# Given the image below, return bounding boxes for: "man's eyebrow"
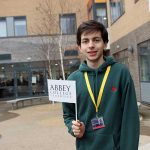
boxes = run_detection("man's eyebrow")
[81,38,89,40]
[93,36,102,39]
[81,37,102,40]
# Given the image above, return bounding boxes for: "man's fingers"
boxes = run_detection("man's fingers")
[72,125,80,136]
[73,129,80,134]
[72,120,85,138]
[72,120,81,126]
[72,124,80,130]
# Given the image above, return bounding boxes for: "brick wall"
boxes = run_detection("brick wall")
[108,0,150,44]
[110,21,150,102]
[0,34,77,63]
[0,0,87,35]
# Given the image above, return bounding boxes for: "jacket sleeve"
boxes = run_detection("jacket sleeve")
[62,74,76,137]
[120,70,140,150]
[62,102,76,137]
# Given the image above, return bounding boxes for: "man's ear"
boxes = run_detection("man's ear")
[104,43,107,49]
[78,45,82,52]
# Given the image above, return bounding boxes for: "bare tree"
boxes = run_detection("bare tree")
[33,0,86,79]
[34,0,69,80]
[37,36,59,79]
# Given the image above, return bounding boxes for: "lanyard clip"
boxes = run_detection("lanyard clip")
[96,112,99,118]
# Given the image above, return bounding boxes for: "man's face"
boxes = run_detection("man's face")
[78,31,107,63]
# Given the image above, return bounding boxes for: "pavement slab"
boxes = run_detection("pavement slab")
[0,103,75,150]
[0,102,150,150]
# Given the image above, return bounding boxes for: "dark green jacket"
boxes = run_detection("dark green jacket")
[63,56,139,150]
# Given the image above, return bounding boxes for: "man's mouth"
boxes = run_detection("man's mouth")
[88,51,97,56]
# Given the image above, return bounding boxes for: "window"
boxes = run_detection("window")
[95,3,108,28]
[64,50,78,56]
[138,41,150,82]
[96,8,108,27]
[14,16,27,36]
[0,54,11,60]
[60,14,76,34]
[110,0,125,23]
[0,64,15,99]
[0,18,7,37]
[113,50,129,67]
[0,16,27,37]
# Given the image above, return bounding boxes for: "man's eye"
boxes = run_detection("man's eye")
[94,38,101,42]
[81,40,88,44]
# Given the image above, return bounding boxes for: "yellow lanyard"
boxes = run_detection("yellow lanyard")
[84,66,111,113]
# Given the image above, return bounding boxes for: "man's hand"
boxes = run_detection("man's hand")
[72,120,85,138]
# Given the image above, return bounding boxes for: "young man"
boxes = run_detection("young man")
[62,20,139,150]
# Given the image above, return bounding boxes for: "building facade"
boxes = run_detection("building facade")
[108,0,150,104]
[0,0,87,100]
[86,0,150,104]
[86,0,110,56]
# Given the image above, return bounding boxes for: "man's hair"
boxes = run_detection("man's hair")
[77,20,109,46]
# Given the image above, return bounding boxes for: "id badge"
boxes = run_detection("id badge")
[91,116,105,130]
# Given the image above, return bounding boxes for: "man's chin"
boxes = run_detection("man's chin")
[87,55,103,62]
[87,58,98,62]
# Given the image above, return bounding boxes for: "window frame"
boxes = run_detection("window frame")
[0,16,27,38]
[113,49,129,67]
[109,0,125,24]
[14,16,27,37]
[94,3,108,28]
[0,17,7,37]
[138,40,150,82]
[0,54,11,60]
[59,13,77,35]
[64,50,79,57]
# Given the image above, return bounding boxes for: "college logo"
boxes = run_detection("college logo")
[111,86,117,92]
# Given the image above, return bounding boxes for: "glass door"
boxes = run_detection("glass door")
[16,70,30,97]
[31,70,46,96]
[0,64,15,99]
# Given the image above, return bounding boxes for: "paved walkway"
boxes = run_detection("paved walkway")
[0,102,150,150]
[0,103,75,150]
[139,104,150,150]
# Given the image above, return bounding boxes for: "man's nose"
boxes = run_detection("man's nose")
[88,40,94,48]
